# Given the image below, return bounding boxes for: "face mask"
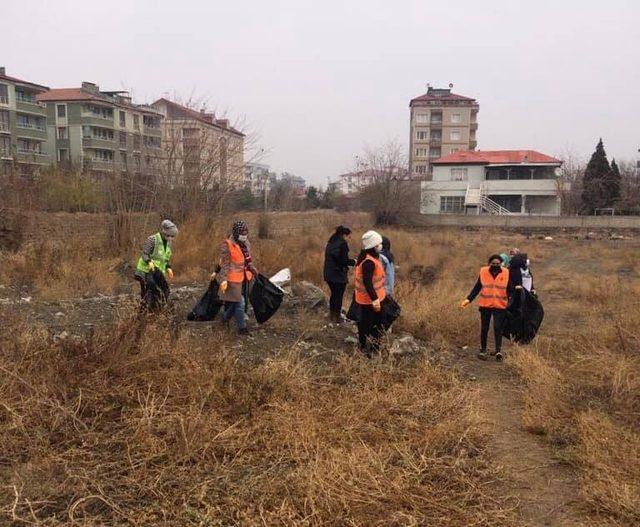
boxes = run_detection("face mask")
[490,263,501,269]
[238,234,248,243]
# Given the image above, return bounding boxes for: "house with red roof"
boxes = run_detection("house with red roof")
[420,150,565,215]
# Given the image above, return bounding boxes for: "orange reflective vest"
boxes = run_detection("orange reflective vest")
[355,255,386,305]
[478,266,510,309]
[224,239,253,283]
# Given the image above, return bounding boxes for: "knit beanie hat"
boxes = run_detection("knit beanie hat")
[160,219,178,237]
[362,230,383,250]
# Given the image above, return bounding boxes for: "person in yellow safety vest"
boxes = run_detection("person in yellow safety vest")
[354,230,386,358]
[216,220,257,336]
[460,254,522,362]
[135,219,178,299]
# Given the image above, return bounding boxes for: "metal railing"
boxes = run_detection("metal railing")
[17,122,46,131]
[465,185,513,215]
[17,148,47,156]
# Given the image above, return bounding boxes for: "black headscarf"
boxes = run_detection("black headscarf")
[381,236,394,264]
[328,225,351,244]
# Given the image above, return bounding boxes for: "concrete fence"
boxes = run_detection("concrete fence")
[401,213,640,230]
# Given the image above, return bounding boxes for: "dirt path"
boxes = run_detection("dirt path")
[455,346,579,526]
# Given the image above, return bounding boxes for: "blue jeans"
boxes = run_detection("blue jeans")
[222,298,247,330]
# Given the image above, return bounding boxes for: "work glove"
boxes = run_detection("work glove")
[166,268,174,281]
[148,261,156,271]
[210,271,217,282]
[460,299,470,308]
[372,299,381,312]
[220,281,228,294]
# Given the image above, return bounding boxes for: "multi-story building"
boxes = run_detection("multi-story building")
[409,85,479,178]
[244,162,276,196]
[37,82,164,175]
[151,98,245,189]
[420,150,564,216]
[0,67,50,176]
[335,169,375,196]
[279,172,306,195]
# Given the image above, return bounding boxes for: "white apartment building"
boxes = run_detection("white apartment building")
[420,150,564,216]
[244,162,276,196]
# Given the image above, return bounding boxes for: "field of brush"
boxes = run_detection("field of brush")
[1,216,638,525]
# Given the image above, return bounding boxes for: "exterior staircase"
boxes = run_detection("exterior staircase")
[465,185,512,215]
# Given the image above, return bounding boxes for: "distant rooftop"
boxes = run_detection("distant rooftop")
[410,86,478,106]
[0,67,48,91]
[432,150,561,165]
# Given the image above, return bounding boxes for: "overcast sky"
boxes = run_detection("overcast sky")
[5,0,639,186]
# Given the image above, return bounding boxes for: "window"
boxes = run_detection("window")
[0,84,8,104]
[451,113,461,123]
[133,134,141,150]
[120,151,127,165]
[416,130,429,141]
[119,131,127,148]
[133,153,141,170]
[0,136,10,155]
[86,104,113,119]
[133,115,140,130]
[15,90,36,103]
[0,110,8,132]
[415,164,427,175]
[415,113,429,124]
[450,147,460,154]
[58,149,69,161]
[119,111,126,127]
[16,114,44,130]
[450,129,461,141]
[450,168,468,181]
[57,127,68,139]
[144,135,161,148]
[431,112,443,124]
[57,104,66,118]
[93,149,113,162]
[415,148,428,157]
[440,196,465,213]
[429,147,441,158]
[17,138,41,153]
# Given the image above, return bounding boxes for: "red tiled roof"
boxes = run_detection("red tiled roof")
[153,98,245,137]
[0,73,48,91]
[37,88,99,102]
[432,150,562,165]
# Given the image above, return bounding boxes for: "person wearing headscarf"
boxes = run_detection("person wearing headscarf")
[508,248,535,294]
[354,230,387,357]
[135,219,178,299]
[217,220,257,335]
[323,225,356,323]
[460,254,522,361]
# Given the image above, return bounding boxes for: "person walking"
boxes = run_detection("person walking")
[135,219,178,300]
[354,230,386,357]
[508,248,535,294]
[217,220,256,336]
[461,254,522,361]
[323,225,356,323]
[380,235,396,297]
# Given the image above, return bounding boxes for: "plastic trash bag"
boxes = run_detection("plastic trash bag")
[346,294,360,322]
[380,296,401,329]
[144,269,170,312]
[187,279,223,321]
[249,273,284,324]
[269,268,291,292]
[503,289,544,344]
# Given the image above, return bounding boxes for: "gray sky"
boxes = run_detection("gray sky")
[5,0,639,186]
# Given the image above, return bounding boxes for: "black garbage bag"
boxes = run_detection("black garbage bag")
[249,274,284,324]
[346,294,360,322]
[503,289,544,344]
[380,296,401,329]
[187,280,223,321]
[144,269,170,312]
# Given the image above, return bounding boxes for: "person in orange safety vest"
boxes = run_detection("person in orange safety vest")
[460,254,522,362]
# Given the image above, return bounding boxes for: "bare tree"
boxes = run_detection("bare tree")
[556,149,585,215]
[356,140,412,224]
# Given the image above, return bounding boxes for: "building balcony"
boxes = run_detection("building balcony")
[430,138,442,146]
[84,158,116,171]
[483,179,559,193]
[82,137,117,150]
[81,113,115,126]
[15,150,50,164]
[143,124,162,136]
[16,126,48,141]
[0,96,8,106]
[16,100,47,115]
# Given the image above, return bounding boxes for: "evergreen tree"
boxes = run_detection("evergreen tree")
[581,139,611,213]
[606,158,622,206]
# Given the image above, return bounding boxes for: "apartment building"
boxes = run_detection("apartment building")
[37,82,163,175]
[279,172,306,196]
[420,150,564,216]
[244,162,276,196]
[409,85,479,178]
[151,98,245,189]
[0,67,50,176]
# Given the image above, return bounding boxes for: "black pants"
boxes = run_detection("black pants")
[327,281,347,314]
[358,304,384,357]
[479,307,507,353]
[135,274,147,299]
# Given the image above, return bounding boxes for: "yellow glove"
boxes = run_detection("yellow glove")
[166,268,174,281]
[220,281,228,293]
[372,299,381,312]
[210,272,217,282]
[460,299,470,308]
[148,261,156,271]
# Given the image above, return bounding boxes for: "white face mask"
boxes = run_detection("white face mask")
[238,234,248,243]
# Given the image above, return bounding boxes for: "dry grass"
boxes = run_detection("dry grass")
[1,215,639,524]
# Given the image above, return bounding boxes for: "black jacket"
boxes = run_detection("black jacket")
[324,235,355,283]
